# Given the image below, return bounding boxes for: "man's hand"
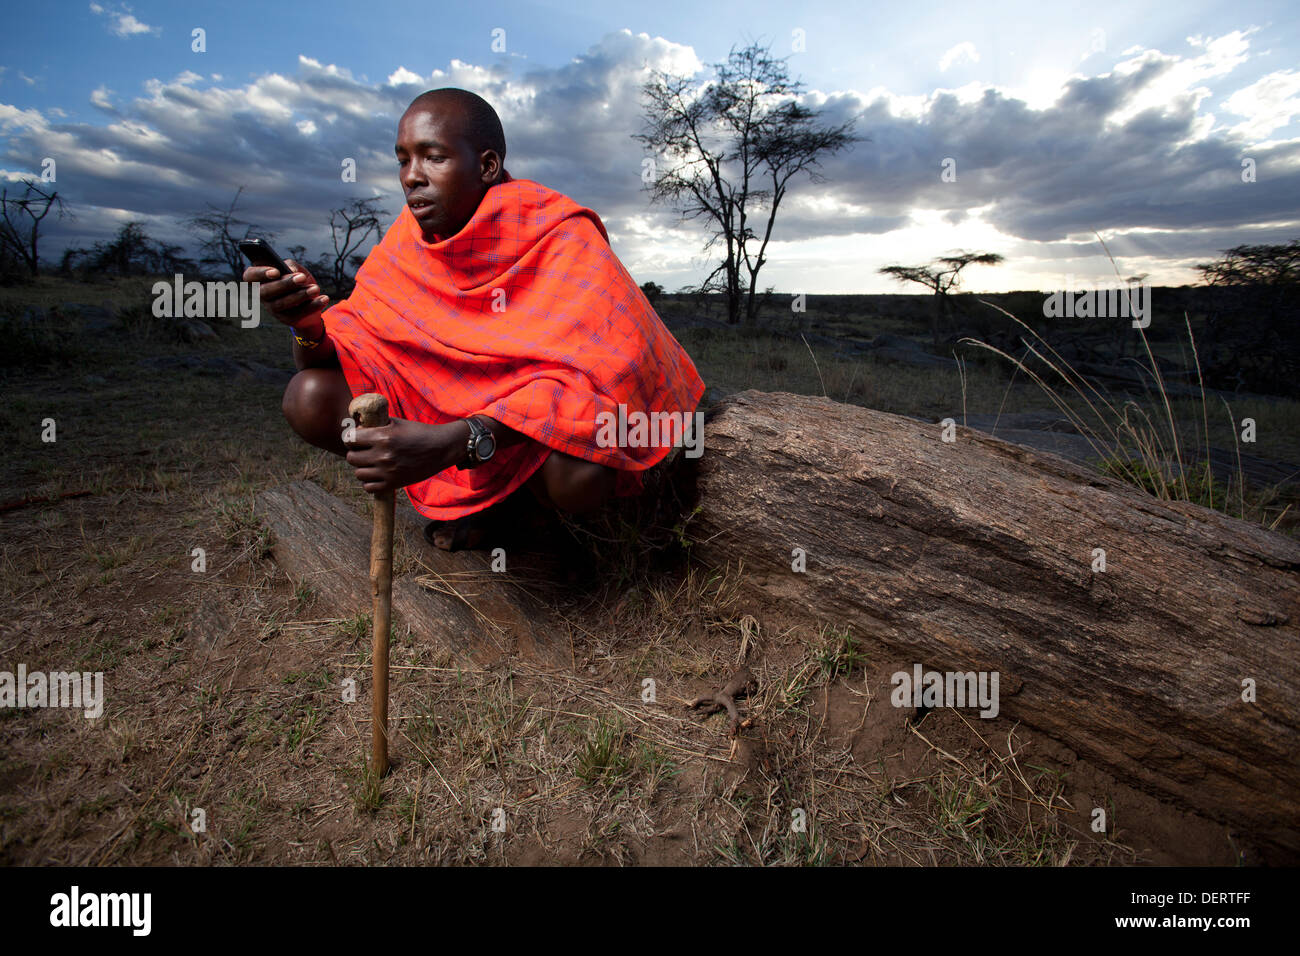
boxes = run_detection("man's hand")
[243,259,331,328]
[344,417,469,494]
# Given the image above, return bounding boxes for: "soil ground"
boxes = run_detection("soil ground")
[1,277,1294,865]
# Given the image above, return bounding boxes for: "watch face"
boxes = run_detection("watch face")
[476,434,496,461]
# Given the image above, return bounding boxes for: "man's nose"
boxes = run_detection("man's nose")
[401,164,425,189]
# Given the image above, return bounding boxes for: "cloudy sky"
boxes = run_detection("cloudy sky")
[2,0,1297,292]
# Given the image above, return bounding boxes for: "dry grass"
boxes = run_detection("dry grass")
[0,275,1265,866]
[958,301,1296,531]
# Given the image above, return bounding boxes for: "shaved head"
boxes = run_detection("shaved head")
[396,88,507,240]
[405,88,506,161]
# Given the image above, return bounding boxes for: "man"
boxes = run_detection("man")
[248,88,705,550]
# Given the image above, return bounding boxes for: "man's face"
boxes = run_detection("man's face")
[395,102,500,241]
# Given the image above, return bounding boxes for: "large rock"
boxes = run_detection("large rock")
[686,389,1300,855]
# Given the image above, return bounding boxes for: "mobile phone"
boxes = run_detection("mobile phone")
[238,238,297,278]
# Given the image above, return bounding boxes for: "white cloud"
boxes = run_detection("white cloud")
[1105,29,1255,132]
[386,67,424,87]
[0,103,51,135]
[113,13,153,36]
[90,85,115,111]
[2,28,1295,292]
[1222,69,1300,143]
[89,2,159,38]
[939,42,979,73]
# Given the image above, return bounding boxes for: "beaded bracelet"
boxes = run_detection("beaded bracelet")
[291,323,325,349]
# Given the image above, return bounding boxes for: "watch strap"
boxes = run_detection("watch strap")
[455,417,493,470]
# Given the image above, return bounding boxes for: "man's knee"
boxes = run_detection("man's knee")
[539,453,615,513]
[282,368,351,453]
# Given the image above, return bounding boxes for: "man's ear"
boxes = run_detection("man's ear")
[479,149,503,183]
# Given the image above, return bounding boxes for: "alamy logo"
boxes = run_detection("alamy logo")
[152,273,260,327]
[891,664,1000,718]
[49,886,151,936]
[1042,276,1151,329]
[0,665,103,718]
[595,404,705,458]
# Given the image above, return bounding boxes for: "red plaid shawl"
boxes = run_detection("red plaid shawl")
[324,175,706,520]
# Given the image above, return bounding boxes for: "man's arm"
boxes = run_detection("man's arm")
[345,412,530,494]
[466,413,526,453]
[289,311,340,370]
[243,258,338,369]
[435,413,530,468]
[347,406,613,511]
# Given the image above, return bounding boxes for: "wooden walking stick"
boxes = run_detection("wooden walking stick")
[349,392,394,776]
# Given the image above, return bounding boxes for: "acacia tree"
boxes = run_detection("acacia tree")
[1193,239,1299,394]
[328,198,387,294]
[0,179,70,277]
[1195,240,1299,287]
[636,43,858,325]
[879,252,1004,348]
[185,186,273,279]
[65,221,195,276]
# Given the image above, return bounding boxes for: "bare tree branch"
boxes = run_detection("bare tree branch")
[184,187,271,280]
[0,179,71,278]
[328,198,387,293]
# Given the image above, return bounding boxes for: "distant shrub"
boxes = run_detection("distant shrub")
[0,306,77,366]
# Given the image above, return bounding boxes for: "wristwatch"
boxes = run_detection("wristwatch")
[455,416,497,470]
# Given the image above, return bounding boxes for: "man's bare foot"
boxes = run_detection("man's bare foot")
[423,513,493,552]
[422,486,553,552]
